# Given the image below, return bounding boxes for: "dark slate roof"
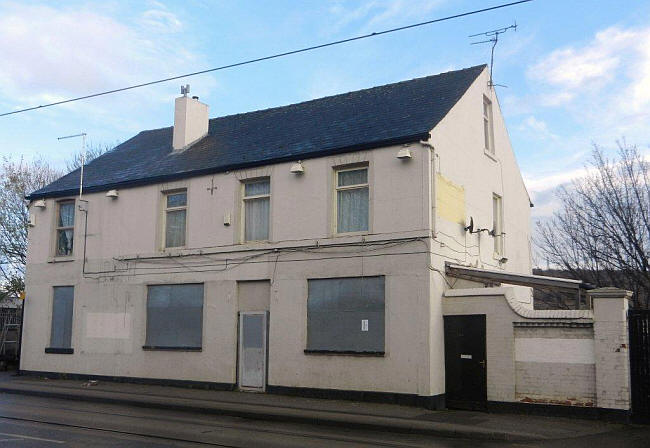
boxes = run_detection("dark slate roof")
[29,64,486,199]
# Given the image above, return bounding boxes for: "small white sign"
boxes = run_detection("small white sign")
[361,319,369,331]
[460,354,472,359]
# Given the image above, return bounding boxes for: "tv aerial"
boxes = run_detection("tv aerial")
[469,22,517,88]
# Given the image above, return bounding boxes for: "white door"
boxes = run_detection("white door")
[238,312,267,391]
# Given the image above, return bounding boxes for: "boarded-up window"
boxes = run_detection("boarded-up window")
[306,276,385,353]
[145,284,203,349]
[50,286,74,349]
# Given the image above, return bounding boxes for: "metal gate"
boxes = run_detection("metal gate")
[629,310,650,421]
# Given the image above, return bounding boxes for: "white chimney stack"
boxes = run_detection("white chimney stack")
[173,85,209,151]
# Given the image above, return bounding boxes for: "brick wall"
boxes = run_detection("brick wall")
[514,326,595,406]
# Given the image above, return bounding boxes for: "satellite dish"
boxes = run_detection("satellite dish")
[464,216,474,233]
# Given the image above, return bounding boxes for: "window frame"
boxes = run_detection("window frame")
[333,165,370,235]
[54,200,75,257]
[483,95,495,155]
[241,177,271,242]
[162,189,188,249]
[492,193,505,257]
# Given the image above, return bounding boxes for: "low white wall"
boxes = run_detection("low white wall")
[443,287,631,410]
[514,326,596,406]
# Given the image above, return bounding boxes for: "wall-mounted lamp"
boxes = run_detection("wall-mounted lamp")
[290,161,305,174]
[106,189,119,199]
[396,148,413,159]
[33,199,46,209]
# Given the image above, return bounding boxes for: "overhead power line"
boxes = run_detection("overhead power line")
[0,0,532,118]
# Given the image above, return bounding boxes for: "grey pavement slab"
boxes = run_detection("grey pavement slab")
[0,372,629,442]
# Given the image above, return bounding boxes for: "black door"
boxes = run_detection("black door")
[444,314,487,410]
[629,310,650,422]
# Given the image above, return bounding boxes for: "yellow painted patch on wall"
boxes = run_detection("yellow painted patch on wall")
[436,174,466,224]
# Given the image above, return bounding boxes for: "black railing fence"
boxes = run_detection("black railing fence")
[629,310,650,421]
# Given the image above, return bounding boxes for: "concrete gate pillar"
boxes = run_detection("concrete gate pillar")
[589,287,633,411]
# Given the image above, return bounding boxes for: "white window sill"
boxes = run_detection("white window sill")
[333,230,370,238]
[240,239,271,245]
[48,256,75,263]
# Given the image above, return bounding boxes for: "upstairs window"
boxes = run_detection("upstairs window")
[164,190,187,248]
[336,167,369,233]
[483,96,494,154]
[493,193,504,256]
[55,201,75,256]
[243,179,270,241]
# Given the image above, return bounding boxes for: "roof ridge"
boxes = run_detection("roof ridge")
[209,64,486,122]
[29,64,487,199]
[136,64,487,135]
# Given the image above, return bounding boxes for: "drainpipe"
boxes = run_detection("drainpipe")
[420,140,437,238]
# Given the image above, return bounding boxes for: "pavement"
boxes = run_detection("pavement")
[0,372,635,443]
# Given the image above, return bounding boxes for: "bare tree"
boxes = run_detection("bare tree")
[536,141,650,309]
[65,141,118,173]
[0,157,62,296]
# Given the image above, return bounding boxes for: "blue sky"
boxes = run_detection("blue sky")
[1,0,649,220]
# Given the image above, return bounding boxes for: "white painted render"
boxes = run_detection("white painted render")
[514,338,595,364]
[172,95,209,151]
[22,67,535,400]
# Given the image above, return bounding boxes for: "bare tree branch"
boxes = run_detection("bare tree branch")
[0,157,62,295]
[535,141,650,309]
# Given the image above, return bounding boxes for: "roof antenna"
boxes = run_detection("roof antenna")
[469,22,517,88]
[58,132,87,198]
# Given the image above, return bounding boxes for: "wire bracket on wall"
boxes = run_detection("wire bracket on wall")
[469,22,517,87]
[464,216,491,234]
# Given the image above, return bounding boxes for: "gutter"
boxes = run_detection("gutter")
[27,132,431,200]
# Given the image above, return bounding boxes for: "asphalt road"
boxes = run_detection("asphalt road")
[0,393,647,447]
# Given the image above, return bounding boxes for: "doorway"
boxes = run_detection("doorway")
[443,314,487,410]
[238,311,268,391]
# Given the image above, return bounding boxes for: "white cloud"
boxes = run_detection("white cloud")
[529,27,637,90]
[519,116,558,140]
[521,25,650,220]
[140,8,183,33]
[326,0,446,34]
[0,2,202,110]
[528,25,650,128]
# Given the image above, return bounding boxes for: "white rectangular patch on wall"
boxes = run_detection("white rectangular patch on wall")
[85,312,131,339]
[361,319,368,332]
[515,338,595,364]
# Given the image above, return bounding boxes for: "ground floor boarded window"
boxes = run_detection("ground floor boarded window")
[47,286,74,352]
[144,284,204,350]
[306,276,385,354]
